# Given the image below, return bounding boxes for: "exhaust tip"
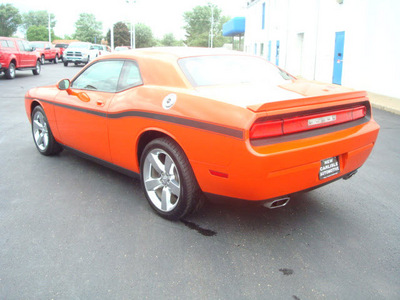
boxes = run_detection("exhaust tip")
[343,170,358,180]
[263,197,290,209]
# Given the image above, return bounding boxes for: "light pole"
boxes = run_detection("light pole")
[126,0,136,49]
[48,11,51,43]
[208,4,214,48]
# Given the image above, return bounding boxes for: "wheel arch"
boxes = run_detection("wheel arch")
[30,100,42,117]
[136,129,185,169]
[10,58,17,68]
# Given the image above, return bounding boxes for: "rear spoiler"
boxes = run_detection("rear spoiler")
[247,91,368,113]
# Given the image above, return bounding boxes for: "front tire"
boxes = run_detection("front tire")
[140,138,201,220]
[31,106,62,156]
[5,62,16,79]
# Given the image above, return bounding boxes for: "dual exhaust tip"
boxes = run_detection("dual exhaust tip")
[262,170,358,209]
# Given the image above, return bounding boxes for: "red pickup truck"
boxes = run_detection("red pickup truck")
[0,37,41,79]
[30,41,61,64]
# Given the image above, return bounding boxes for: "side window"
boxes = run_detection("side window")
[17,41,25,51]
[23,41,31,51]
[118,60,143,91]
[72,60,124,93]
[0,40,7,47]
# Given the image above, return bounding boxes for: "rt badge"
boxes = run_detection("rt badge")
[162,94,177,110]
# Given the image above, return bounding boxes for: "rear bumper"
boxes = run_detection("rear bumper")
[192,120,380,201]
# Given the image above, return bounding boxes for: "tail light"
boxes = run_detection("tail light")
[250,105,367,140]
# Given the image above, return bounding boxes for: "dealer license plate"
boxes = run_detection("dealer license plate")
[319,157,340,180]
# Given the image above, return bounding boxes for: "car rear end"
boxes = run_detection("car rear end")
[175,51,380,205]
[244,90,379,198]
[0,37,13,75]
[193,90,379,205]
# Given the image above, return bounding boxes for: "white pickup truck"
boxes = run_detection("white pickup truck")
[63,42,99,67]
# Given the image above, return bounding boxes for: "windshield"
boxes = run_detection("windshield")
[178,55,294,87]
[68,42,90,49]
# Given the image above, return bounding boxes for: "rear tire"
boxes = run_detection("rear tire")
[140,137,201,220]
[54,55,59,64]
[32,60,41,75]
[40,55,45,65]
[31,106,63,156]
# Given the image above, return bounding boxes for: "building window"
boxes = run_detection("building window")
[261,43,264,56]
[261,2,266,30]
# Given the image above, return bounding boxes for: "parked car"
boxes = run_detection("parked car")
[0,37,41,79]
[54,43,69,59]
[63,42,99,66]
[25,47,380,220]
[92,44,111,56]
[30,41,61,64]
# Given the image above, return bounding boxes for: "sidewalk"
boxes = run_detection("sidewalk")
[367,92,400,115]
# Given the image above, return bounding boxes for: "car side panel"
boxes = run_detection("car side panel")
[52,89,114,162]
[106,85,250,174]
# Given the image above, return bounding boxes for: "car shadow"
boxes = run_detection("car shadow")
[47,148,346,242]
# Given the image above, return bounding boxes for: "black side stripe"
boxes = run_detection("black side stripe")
[30,98,244,139]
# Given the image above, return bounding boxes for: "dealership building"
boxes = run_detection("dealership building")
[225,0,400,98]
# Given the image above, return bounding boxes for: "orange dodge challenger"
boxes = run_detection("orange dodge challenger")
[25,47,380,220]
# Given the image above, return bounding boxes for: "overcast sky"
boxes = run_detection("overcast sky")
[5,0,246,39]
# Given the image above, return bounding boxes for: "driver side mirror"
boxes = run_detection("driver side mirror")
[57,79,71,90]
[57,79,90,102]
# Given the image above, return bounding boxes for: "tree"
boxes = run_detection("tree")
[22,11,56,33]
[183,4,230,47]
[26,25,59,42]
[160,33,184,47]
[106,22,130,47]
[0,4,22,37]
[135,23,156,48]
[27,25,48,41]
[73,13,103,43]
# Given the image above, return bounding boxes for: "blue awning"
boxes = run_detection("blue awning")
[223,17,245,37]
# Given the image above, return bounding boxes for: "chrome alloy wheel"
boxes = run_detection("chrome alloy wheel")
[32,110,49,151]
[9,65,15,78]
[143,148,181,212]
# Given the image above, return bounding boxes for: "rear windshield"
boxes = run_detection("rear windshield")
[178,55,294,87]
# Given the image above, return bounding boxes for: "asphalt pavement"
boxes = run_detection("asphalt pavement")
[1,63,400,299]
